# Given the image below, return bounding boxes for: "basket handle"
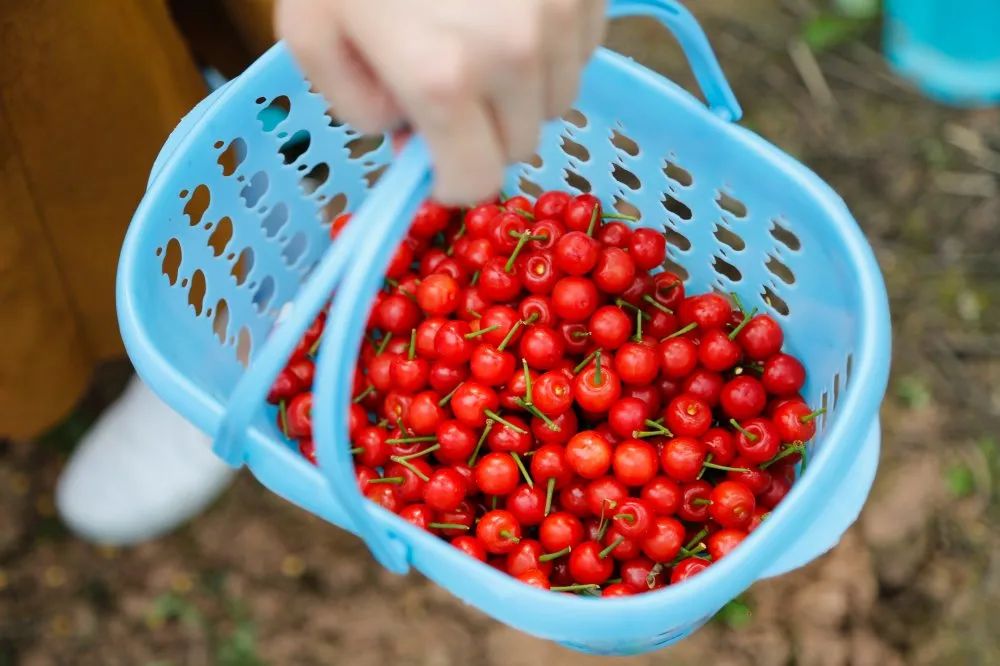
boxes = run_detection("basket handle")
[607,0,742,121]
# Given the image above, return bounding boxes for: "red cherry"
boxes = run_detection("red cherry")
[701,427,737,465]
[621,557,666,592]
[698,329,742,372]
[614,341,659,386]
[470,344,516,386]
[385,241,415,279]
[385,459,431,502]
[285,392,313,439]
[489,212,527,253]
[611,498,654,539]
[457,286,490,320]
[593,247,636,294]
[410,201,453,238]
[640,476,682,516]
[435,420,477,464]
[563,194,604,233]
[474,452,520,496]
[533,371,574,416]
[520,251,561,295]
[329,212,352,239]
[720,376,768,420]
[623,384,662,416]
[450,382,499,427]
[565,430,612,479]
[428,361,467,393]
[377,293,421,335]
[437,499,476,537]
[503,195,533,215]
[298,438,316,465]
[559,322,591,355]
[551,277,599,322]
[732,417,781,463]
[407,391,445,435]
[465,203,503,238]
[772,400,820,442]
[478,257,522,301]
[434,320,474,362]
[518,295,555,328]
[553,231,600,275]
[533,191,572,220]
[758,472,792,509]
[364,482,402,513]
[557,480,590,517]
[651,272,685,311]
[658,337,698,379]
[353,426,390,467]
[736,314,784,360]
[762,353,806,396]
[486,415,533,455]
[452,535,487,562]
[602,525,642,560]
[506,485,547,527]
[677,293,732,330]
[506,538,551,577]
[596,221,631,248]
[660,436,707,482]
[516,569,551,589]
[584,476,629,516]
[706,529,747,560]
[640,516,685,562]
[727,458,772,495]
[628,228,667,270]
[612,439,659,487]
[602,583,635,597]
[531,410,578,444]
[422,468,467,512]
[664,395,712,437]
[416,273,459,315]
[538,511,584,552]
[476,509,522,554]
[670,557,710,584]
[568,541,615,584]
[573,357,622,413]
[529,218,564,251]
[519,327,565,370]
[709,481,755,529]
[608,397,649,439]
[588,305,632,350]
[390,350,429,394]
[415,318,446,359]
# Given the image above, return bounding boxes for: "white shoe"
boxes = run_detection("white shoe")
[56,376,235,545]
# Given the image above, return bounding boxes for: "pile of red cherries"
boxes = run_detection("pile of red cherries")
[267,190,820,597]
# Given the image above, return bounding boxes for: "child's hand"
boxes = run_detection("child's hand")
[276,0,606,204]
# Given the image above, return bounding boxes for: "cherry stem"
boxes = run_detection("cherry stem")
[375,332,393,355]
[352,384,375,404]
[571,330,591,340]
[505,232,533,273]
[396,418,411,436]
[678,543,707,559]
[445,223,466,255]
[599,536,625,559]
[470,272,480,287]
[515,398,560,432]
[761,443,806,469]
[586,205,600,236]
[438,383,462,407]
[592,350,604,387]
[728,418,759,442]
[368,476,404,485]
[278,400,289,439]
[665,322,698,339]
[465,324,499,340]
[644,419,673,436]
[467,420,494,466]
[551,584,600,593]
[396,444,441,461]
[308,334,323,357]
[499,530,520,544]
[522,359,533,405]
[511,452,533,487]
[800,408,826,423]
[646,563,663,588]
[703,461,751,473]
[613,513,635,523]
[539,544,571,562]
[573,348,602,374]
[491,495,499,510]
[603,211,638,221]
[691,498,712,506]
[408,328,417,360]
[634,306,644,342]
[730,291,747,316]
[524,312,540,326]
[498,190,509,202]
[429,522,469,531]
[497,320,522,351]
[349,447,363,455]
[544,477,556,516]
[392,457,430,482]
[633,430,668,439]
[728,307,759,341]
[684,528,709,552]
[697,453,711,480]
[615,298,651,320]
[511,207,535,220]
[386,435,436,444]
[484,410,526,434]
[642,294,673,314]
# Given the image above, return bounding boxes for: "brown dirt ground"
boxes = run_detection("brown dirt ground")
[2,1,999,664]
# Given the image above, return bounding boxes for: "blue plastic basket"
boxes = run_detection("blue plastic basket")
[118,0,891,655]
[884,0,1000,106]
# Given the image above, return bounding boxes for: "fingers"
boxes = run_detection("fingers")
[486,14,545,162]
[275,0,402,134]
[581,0,608,62]
[542,0,585,117]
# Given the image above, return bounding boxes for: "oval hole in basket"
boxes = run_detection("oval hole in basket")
[207,216,233,256]
[610,129,640,157]
[563,168,591,193]
[300,163,330,195]
[712,255,743,282]
[161,238,182,285]
[526,153,544,169]
[279,130,311,164]
[845,353,854,387]
[240,172,269,208]
[833,372,841,410]
[765,254,796,284]
[662,194,692,220]
[562,108,588,128]
[664,161,693,187]
[762,285,790,316]
[714,224,746,251]
[217,138,247,176]
[819,391,829,430]
[184,185,211,226]
[345,134,385,159]
[231,248,254,285]
[253,276,276,312]
[282,232,309,267]
[236,327,253,367]
[187,270,207,315]
[663,226,692,252]
[257,96,291,132]
[364,164,389,188]
[518,175,543,198]
[322,193,349,223]
[612,196,641,221]
[716,191,748,218]
[612,163,641,191]
[212,299,230,343]
[560,134,590,162]
[769,219,802,251]
[261,203,289,238]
